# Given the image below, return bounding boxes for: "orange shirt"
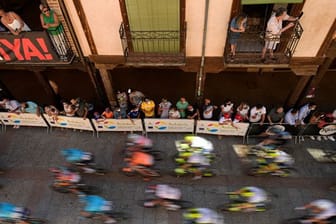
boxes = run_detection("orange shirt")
[102,111,114,118]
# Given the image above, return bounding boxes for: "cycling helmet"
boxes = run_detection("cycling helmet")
[184,208,202,220]
[240,188,254,198]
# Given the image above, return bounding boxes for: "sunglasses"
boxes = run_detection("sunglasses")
[43,9,50,13]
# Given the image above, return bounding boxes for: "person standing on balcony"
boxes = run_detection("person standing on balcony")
[0,9,31,35]
[261,7,297,63]
[228,13,247,62]
[40,4,69,61]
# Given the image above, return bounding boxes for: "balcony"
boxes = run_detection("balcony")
[119,23,186,66]
[0,26,75,65]
[224,22,303,67]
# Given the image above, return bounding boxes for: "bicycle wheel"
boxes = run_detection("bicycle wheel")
[26,217,47,224]
[140,168,161,177]
[175,200,194,209]
[107,211,130,222]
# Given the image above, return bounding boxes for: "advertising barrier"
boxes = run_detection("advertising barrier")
[91,119,143,137]
[196,120,249,137]
[0,112,48,130]
[144,119,194,133]
[44,114,94,132]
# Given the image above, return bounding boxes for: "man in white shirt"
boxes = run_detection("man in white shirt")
[261,7,297,62]
[284,108,299,126]
[249,104,266,125]
[298,102,317,124]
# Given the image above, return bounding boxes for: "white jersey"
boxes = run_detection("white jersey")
[188,153,210,166]
[244,187,268,203]
[189,136,214,151]
[195,208,224,224]
[155,184,181,200]
[274,151,294,166]
[310,199,336,220]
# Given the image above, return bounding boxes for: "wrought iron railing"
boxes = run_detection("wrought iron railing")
[224,22,303,64]
[119,22,186,64]
[46,25,75,62]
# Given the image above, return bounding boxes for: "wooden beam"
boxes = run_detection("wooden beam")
[32,70,58,105]
[285,75,311,108]
[72,0,97,54]
[98,68,117,106]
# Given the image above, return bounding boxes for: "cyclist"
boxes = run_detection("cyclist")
[124,151,155,177]
[61,148,95,172]
[295,199,336,224]
[184,135,214,152]
[0,202,29,224]
[183,208,224,224]
[181,152,211,180]
[79,194,116,224]
[257,150,294,174]
[144,184,182,210]
[50,167,81,189]
[229,186,268,211]
[127,134,153,149]
[258,130,292,149]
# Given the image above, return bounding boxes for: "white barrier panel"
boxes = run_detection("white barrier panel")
[0,112,48,127]
[144,119,194,133]
[91,119,143,132]
[44,114,94,131]
[196,120,249,136]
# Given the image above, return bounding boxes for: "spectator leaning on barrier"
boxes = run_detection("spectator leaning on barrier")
[201,98,217,120]
[113,107,122,119]
[157,98,172,119]
[267,106,284,125]
[141,97,155,118]
[0,8,31,35]
[284,108,300,126]
[168,106,181,119]
[298,102,317,124]
[176,97,189,119]
[101,107,114,119]
[220,99,234,117]
[186,104,200,120]
[62,101,77,117]
[71,98,90,120]
[20,101,41,116]
[236,102,250,122]
[44,105,59,122]
[127,105,140,120]
[249,104,266,125]
[0,98,21,113]
[116,90,128,118]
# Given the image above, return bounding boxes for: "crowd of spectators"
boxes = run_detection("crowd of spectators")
[0,92,335,141]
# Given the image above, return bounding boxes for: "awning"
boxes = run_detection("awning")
[241,0,304,5]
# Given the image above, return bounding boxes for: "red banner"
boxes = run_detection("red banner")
[0,31,59,63]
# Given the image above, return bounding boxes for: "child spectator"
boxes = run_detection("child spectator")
[101,107,113,119]
[158,98,172,118]
[169,106,181,119]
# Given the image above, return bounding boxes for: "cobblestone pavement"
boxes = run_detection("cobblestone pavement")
[0,127,335,224]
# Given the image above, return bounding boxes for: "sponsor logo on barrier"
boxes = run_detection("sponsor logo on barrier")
[45,115,94,131]
[0,112,48,127]
[144,119,194,132]
[92,119,142,132]
[196,120,249,136]
[319,125,336,136]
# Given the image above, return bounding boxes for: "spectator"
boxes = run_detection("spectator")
[201,98,217,120]
[62,101,77,117]
[0,98,21,113]
[101,107,113,119]
[140,97,155,118]
[219,112,238,131]
[228,13,247,62]
[0,8,31,35]
[176,97,189,118]
[20,101,41,116]
[168,106,181,119]
[220,100,234,117]
[71,98,89,120]
[44,105,59,122]
[113,107,122,119]
[267,106,284,124]
[157,98,172,119]
[127,105,140,120]
[235,102,250,122]
[39,4,70,61]
[186,105,199,120]
[261,7,297,63]
[93,111,104,122]
[116,90,128,118]
[284,108,300,126]
[299,102,317,124]
[128,89,144,107]
[249,104,266,125]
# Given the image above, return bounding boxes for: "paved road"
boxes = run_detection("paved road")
[1,127,336,224]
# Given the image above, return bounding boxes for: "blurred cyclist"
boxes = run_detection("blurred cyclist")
[183,208,224,224]
[229,186,268,211]
[144,184,182,210]
[258,130,292,149]
[181,152,211,180]
[184,135,214,152]
[127,134,153,149]
[50,167,81,188]
[61,148,95,172]
[257,150,294,174]
[79,194,116,224]
[295,199,336,224]
[0,202,29,224]
[124,151,155,177]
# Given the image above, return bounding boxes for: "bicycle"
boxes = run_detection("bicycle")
[50,182,99,195]
[217,191,272,212]
[120,165,161,178]
[0,208,47,224]
[247,165,298,177]
[173,166,216,178]
[68,163,107,175]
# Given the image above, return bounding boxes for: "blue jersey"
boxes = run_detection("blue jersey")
[81,195,107,212]
[62,148,85,162]
[0,202,16,219]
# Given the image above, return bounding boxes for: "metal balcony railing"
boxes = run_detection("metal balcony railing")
[224,22,303,65]
[119,22,186,65]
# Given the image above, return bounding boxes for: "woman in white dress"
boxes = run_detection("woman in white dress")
[0,8,31,35]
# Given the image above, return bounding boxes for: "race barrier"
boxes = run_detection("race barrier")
[245,123,301,143]
[297,123,336,143]
[91,118,143,137]
[144,119,195,133]
[0,112,48,131]
[195,120,249,142]
[44,114,94,133]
